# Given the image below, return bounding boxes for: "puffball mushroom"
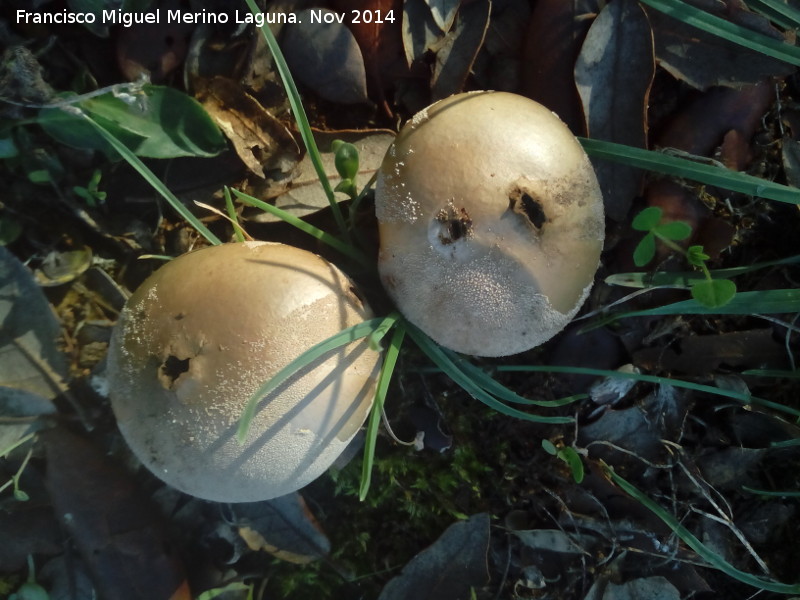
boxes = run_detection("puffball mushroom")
[375,91,605,357]
[107,241,380,503]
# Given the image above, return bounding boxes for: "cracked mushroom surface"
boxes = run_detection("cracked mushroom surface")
[107,241,380,502]
[375,91,605,356]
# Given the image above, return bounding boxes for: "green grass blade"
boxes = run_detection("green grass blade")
[498,365,800,418]
[579,138,800,205]
[606,255,800,289]
[639,0,800,66]
[769,439,800,448]
[223,187,245,243]
[610,289,800,317]
[360,321,406,501]
[243,0,349,239]
[368,311,402,350]
[196,583,253,600]
[439,348,586,408]
[237,318,385,443]
[742,485,800,497]
[606,270,710,289]
[603,463,800,594]
[746,0,800,30]
[407,326,574,424]
[80,111,221,245]
[231,189,369,267]
[741,368,800,379]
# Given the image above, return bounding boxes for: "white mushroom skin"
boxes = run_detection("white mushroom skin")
[107,241,380,502]
[375,91,605,356]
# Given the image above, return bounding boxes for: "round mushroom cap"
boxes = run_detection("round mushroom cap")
[107,241,380,502]
[375,91,605,357]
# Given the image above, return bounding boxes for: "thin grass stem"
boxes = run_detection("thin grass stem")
[360,321,406,500]
[237,318,386,443]
[580,138,800,205]
[231,189,370,267]
[79,111,221,245]
[640,0,800,66]
[243,0,350,240]
[603,462,800,594]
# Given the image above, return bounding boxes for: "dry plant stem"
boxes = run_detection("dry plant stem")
[194,200,255,240]
[1,432,36,458]
[674,459,771,574]
[0,445,33,499]
[379,407,416,446]
[602,461,800,594]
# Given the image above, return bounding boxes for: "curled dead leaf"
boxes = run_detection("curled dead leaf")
[197,77,300,178]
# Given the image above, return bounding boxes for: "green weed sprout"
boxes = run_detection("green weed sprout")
[72,168,107,207]
[8,556,48,600]
[541,439,584,483]
[331,139,360,200]
[632,206,737,308]
[0,432,35,502]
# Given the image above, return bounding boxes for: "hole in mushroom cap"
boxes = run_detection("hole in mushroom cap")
[433,204,473,245]
[508,185,547,230]
[348,285,365,306]
[159,355,190,389]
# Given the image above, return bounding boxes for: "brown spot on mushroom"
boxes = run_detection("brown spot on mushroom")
[508,186,547,230]
[159,355,190,389]
[347,285,365,306]
[434,204,473,245]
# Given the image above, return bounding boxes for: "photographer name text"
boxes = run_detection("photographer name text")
[15,8,396,27]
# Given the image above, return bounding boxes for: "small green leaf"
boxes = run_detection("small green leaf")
[632,206,663,231]
[333,140,359,181]
[195,582,253,600]
[27,169,52,184]
[39,85,226,159]
[656,220,692,241]
[558,447,585,484]
[10,581,49,600]
[686,244,710,266]
[541,439,557,455]
[691,279,737,308]
[334,178,356,198]
[633,232,656,267]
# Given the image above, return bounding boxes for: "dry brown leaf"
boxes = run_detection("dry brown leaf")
[42,427,190,600]
[633,329,788,375]
[197,76,300,178]
[232,494,330,565]
[431,0,491,100]
[646,1,794,90]
[655,81,774,157]
[331,0,406,112]
[520,0,599,135]
[250,129,394,222]
[378,514,490,600]
[575,0,654,221]
[115,0,192,82]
